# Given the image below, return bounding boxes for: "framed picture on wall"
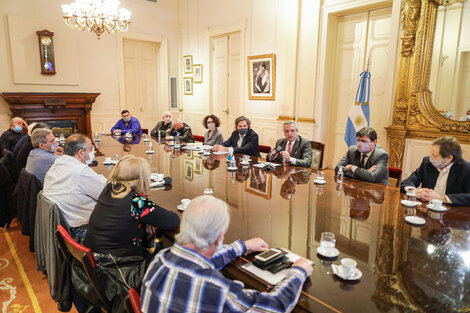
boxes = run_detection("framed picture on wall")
[183,55,193,74]
[193,64,203,83]
[247,54,276,100]
[245,168,272,199]
[184,77,193,95]
[184,161,193,181]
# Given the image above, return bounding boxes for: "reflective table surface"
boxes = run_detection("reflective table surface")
[93,135,470,313]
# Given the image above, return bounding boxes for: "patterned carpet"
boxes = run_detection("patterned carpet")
[0,219,77,313]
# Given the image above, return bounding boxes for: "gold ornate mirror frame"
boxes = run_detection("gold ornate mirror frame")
[386,0,469,168]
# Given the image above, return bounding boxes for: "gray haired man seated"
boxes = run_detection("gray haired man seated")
[25,128,63,185]
[141,195,312,312]
[268,121,313,167]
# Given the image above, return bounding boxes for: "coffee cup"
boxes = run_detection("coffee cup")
[181,199,190,209]
[430,199,443,209]
[340,258,357,277]
[104,157,112,164]
[156,174,164,181]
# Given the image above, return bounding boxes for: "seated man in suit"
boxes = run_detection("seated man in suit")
[164,120,194,143]
[151,111,173,137]
[213,116,260,157]
[335,127,390,185]
[267,121,312,167]
[401,136,470,206]
[110,109,143,136]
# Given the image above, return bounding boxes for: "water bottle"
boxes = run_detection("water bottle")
[337,166,344,183]
[227,147,234,162]
[158,131,161,142]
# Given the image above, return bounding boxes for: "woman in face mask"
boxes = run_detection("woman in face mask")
[203,115,224,146]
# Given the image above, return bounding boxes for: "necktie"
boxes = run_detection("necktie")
[359,154,367,168]
[287,141,292,154]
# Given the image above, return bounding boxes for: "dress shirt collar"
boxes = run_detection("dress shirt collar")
[171,242,214,270]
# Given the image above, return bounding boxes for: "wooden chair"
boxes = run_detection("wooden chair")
[193,135,205,143]
[124,288,142,313]
[259,145,271,157]
[310,141,325,170]
[55,225,112,311]
[141,129,149,135]
[388,167,403,187]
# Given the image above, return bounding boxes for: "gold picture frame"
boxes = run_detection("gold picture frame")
[193,64,203,83]
[183,77,193,95]
[183,55,193,74]
[244,170,272,199]
[248,53,276,100]
[194,157,203,174]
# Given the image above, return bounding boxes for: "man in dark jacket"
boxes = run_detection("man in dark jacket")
[1,117,28,155]
[268,121,312,167]
[165,120,194,143]
[213,116,260,157]
[401,136,470,206]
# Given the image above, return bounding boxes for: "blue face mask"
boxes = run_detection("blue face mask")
[13,125,23,133]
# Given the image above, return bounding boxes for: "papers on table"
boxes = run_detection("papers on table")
[241,248,309,286]
[212,151,228,155]
[252,162,281,169]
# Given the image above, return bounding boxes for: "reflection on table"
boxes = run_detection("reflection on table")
[92,136,470,313]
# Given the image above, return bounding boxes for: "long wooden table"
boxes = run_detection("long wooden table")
[93,135,470,313]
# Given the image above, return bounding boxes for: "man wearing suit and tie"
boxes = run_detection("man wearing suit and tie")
[401,136,470,206]
[335,127,390,185]
[213,116,260,157]
[268,121,312,168]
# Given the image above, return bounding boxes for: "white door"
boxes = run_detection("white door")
[327,8,392,167]
[211,33,241,138]
[123,39,160,131]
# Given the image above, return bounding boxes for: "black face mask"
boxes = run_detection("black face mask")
[238,128,248,136]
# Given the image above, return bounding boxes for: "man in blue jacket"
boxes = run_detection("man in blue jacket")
[110,110,142,136]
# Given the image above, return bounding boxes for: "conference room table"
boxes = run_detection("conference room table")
[92,135,470,313]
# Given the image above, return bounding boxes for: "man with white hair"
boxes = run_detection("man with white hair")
[0,117,28,155]
[141,195,313,312]
[165,120,195,143]
[151,111,173,137]
[25,128,63,185]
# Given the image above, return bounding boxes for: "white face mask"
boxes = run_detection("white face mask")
[86,149,95,165]
[208,122,215,131]
[357,141,371,153]
[123,117,131,123]
[164,118,171,124]
[430,157,449,169]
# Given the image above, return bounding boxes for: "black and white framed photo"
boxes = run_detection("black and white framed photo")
[193,64,203,83]
[184,77,193,95]
[247,53,276,100]
[183,55,193,74]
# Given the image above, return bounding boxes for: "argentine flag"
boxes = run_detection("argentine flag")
[344,70,371,146]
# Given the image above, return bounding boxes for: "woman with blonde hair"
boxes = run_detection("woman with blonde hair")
[85,155,179,258]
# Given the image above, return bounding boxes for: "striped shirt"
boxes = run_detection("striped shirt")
[141,240,307,313]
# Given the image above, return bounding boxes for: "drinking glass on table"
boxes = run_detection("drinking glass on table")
[203,188,214,195]
[320,232,336,249]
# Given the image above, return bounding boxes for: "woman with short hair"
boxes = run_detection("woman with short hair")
[202,114,223,146]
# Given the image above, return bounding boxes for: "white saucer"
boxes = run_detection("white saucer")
[177,204,186,211]
[426,204,447,212]
[314,179,326,185]
[401,200,422,207]
[213,151,228,155]
[240,161,250,166]
[168,143,175,146]
[404,215,426,226]
[227,166,238,171]
[145,150,155,154]
[203,152,212,156]
[331,264,362,280]
[144,138,150,142]
[94,138,101,142]
[103,162,114,165]
[150,181,165,188]
[316,247,339,258]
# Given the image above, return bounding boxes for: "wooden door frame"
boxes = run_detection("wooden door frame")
[207,19,247,128]
[117,32,169,121]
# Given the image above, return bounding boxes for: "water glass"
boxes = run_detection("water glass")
[203,188,214,195]
[317,171,324,180]
[406,192,417,201]
[320,232,336,249]
[114,154,120,163]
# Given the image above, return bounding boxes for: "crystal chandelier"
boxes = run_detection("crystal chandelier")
[61,0,132,39]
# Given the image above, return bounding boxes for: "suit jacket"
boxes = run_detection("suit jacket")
[151,121,173,137]
[223,129,260,157]
[335,144,390,185]
[401,157,470,206]
[269,136,312,168]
